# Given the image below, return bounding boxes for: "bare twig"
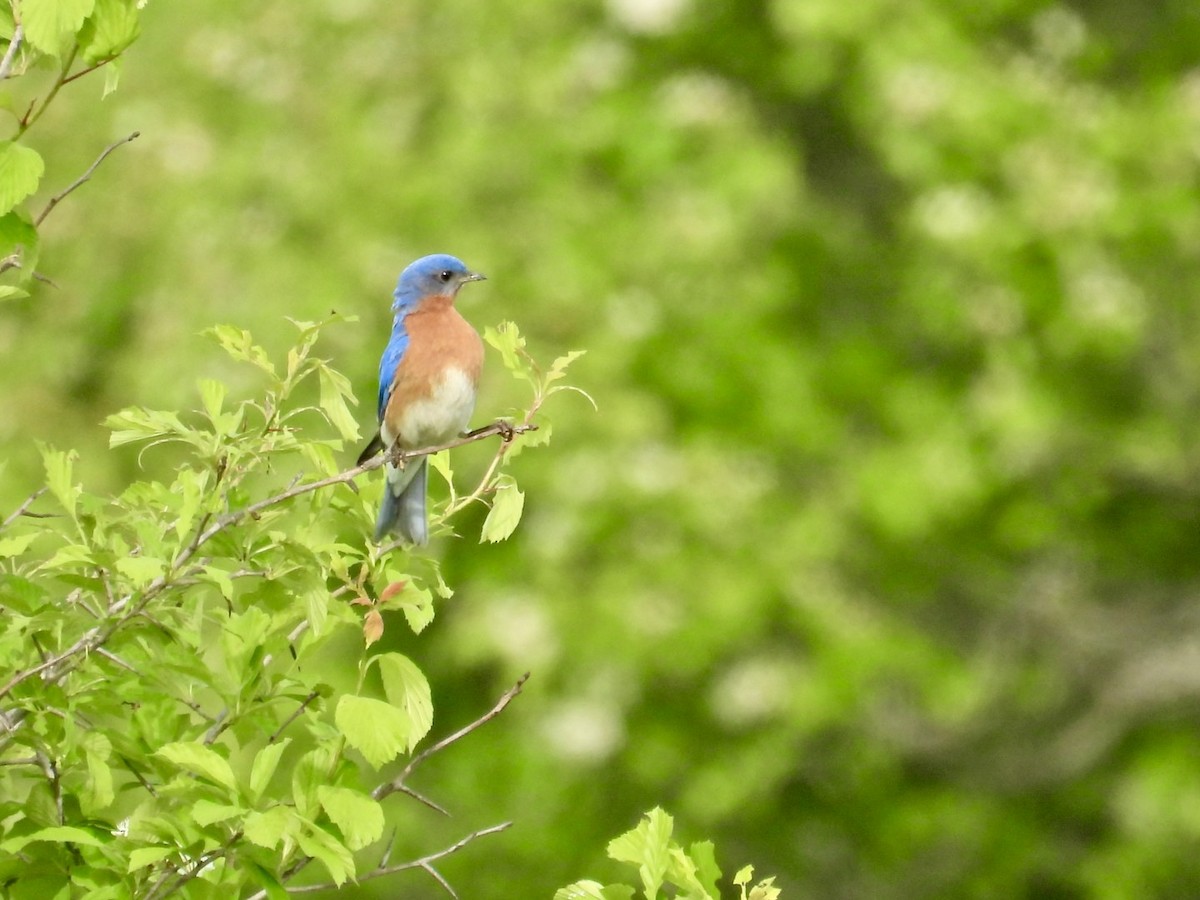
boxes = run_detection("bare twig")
[35,132,141,227]
[282,822,512,896]
[267,690,320,743]
[0,25,23,81]
[393,782,451,817]
[373,672,530,802]
[1,486,47,531]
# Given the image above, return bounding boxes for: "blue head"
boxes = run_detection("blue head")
[392,254,486,312]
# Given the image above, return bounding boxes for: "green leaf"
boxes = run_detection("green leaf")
[2,825,106,852]
[0,533,37,558]
[317,786,384,851]
[20,0,96,53]
[395,581,435,634]
[303,582,328,637]
[733,865,754,887]
[198,378,226,422]
[375,652,433,749]
[0,284,28,302]
[291,746,334,820]
[334,694,413,768]
[77,0,140,63]
[546,349,586,384]
[0,211,39,278]
[81,732,114,813]
[484,320,537,385]
[127,846,175,872]
[748,878,780,900]
[555,883,637,900]
[243,806,298,850]
[297,825,355,887]
[608,808,673,900]
[205,324,277,377]
[155,742,237,792]
[191,800,243,827]
[317,364,360,442]
[247,863,290,900]
[115,555,165,587]
[173,467,208,540]
[480,475,525,543]
[40,444,79,518]
[689,841,721,897]
[249,738,290,801]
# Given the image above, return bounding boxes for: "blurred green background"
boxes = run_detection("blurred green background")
[5,0,1200,896]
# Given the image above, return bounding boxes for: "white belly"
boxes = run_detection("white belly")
[384,367,477,450]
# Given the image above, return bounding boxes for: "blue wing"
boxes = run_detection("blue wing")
[376,326,409,421]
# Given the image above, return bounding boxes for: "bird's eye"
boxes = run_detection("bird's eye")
[438,270,453,283]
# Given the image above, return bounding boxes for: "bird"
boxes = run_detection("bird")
[357,253,486,544]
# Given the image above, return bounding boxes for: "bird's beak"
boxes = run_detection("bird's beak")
[463,272,487,283]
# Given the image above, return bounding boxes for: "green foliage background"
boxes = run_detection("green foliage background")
[4,0,1200,896]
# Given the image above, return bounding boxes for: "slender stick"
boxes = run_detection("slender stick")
[0,25,22,81]
[374,673,530,801]
[36,132,141,226]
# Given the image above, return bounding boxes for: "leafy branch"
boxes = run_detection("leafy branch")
[0,317,585,895]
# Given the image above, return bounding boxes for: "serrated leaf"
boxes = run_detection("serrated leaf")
[2,825,106,852]
[748,877,780,900]
[291,746,334,820]
[555,883,637,900]
[243,806,297,850]
[78,0,140,64]
[0,211,39,279]
[375,652,432,749]
[317,786,384,851]
[689,841,721,897]
[607,809,673,900]
[317,365,360,442]
[363,609,384,646]
[484,321,537,385]
[115,555,165,587]
[198,378,225,422]
[40,445,79,518]
[297,825,355,886]
[249,739,290,801]
[0,533,37,557]
[480,476,525,543]
[174,467,208,540]
[395,582,434,634]
[205,324,277,377]
[20,0,97,54]
[127,846,175,872]
[298,582,327,636]
[191,799,243,827]
[155,742,237,792]
[334,694,413,768]
[81,732,113,813]
[0,141,43,214]
[546,349,586,384]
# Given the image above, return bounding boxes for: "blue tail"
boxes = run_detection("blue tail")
[374,458,429,545]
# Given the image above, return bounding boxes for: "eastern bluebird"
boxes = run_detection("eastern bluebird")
[357,254,485,544]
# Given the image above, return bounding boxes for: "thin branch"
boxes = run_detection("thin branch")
[373,672,530,802]
[0,425,530,708]
[282,822,512,895]
[1,486,47,531]
[35,132,140,227]
[60,56,113,86]
[392,782,451,817]
[0,24,22,81]
[19,44,78,134]
[267,690,320,743]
